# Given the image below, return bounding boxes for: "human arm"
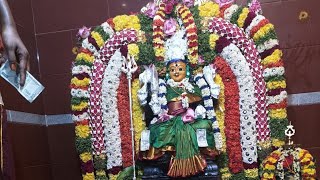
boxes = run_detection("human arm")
[0,0,29,86]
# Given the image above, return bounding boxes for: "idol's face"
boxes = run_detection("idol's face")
[168,61,187,82]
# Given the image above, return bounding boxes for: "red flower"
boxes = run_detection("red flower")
[164,3,174,14]
[106,18,115,30]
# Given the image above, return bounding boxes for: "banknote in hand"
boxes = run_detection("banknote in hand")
[0,60,44,103]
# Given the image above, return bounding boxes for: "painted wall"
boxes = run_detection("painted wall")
[0,0,319,179]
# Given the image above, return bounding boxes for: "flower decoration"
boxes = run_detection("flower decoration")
[142,2,159,18]
[198,1,220,17]
[164,18,178,36]
[77,26,91,39]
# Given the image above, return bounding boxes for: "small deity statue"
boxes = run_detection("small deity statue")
[138,29,220,178]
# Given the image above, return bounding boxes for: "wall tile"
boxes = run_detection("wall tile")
[52,164,81,180]
[108,0,150,18]
[42,73,71,115]
[283,45,320,94]
[47,124,78,164]
[287,104,320,148]
[15,165,52,180]
[262,0,320,49]
[0,74,44,114]
[8,123,50,168]
[36,31,74,76]
[9,0,35,33]
[32,0,109,34]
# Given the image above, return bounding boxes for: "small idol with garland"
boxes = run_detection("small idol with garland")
[138,28,221,177]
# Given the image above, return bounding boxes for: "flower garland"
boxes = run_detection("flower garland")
[198,1,220,18]
[132,79,146,153]
[113,15,141,32]
[177,3,198,66]
[72,21,115,179]
[101,50,124,170]
[261,147,317,179]
[194,74,222,150]
[153,3,166,61]
[220,43,258,166]
[214,56,244,175]
[240,9,288,148]
[214,74,232,180]
[117,74,133,168]
[158,78,168,113]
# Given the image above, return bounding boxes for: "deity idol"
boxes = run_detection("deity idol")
[138,29,220,178]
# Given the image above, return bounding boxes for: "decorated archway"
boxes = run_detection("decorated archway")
[71,0,291,179]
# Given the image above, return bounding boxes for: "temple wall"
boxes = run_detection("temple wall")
[0,0,319,179]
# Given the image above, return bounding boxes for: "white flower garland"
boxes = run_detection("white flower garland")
[158,78,168,114]
[72,112,90,122]
[263,67,285,78]
[101,22,115,38]
[224,4,239,22]
[71,88,90,98]
[267,91,287,105]
[166,78,194,93]
[72,65,92,75]
[194,74,222,151]
[257,39,279,53]
[276,147,301,179]
[220,43,258,164]
[101,50,124,169]
[245,15,265,35]
[82,38,99,56]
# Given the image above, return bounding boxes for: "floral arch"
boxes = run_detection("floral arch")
[70,0,290,179]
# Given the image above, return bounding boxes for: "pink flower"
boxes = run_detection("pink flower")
[164,18,177,36]
[182,108,195,123]
[198,55,205,64]
[77,26,91,39]
[215,0,234,7]
[249,0,262,14]
[182,0,194,8]
[164,3,174,14]
[143,2,158,18]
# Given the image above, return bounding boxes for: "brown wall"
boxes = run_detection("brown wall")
[1,0,319,179]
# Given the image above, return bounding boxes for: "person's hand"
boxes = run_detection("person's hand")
[1,25,29,86]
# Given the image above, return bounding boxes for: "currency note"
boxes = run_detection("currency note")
[140,129,150,151]
[0,60,44,103]
[197,129,208,147]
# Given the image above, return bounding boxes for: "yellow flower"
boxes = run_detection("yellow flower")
[108,173,119,180]
[132,79,146,153]
[263,172,274,179]
[71,77,90,87]
[268,157,278,164]
[96,170,106,176]
[209,33,220,49]
[253,23,274,41]
[261,49,282,66]
[237,8,249,28]
[75,124,90,138]
[83,172,95,180]
[198,2,220,17]
[272,138,285,147]
[265,164,276,170]
[71,101,88,111]
[113,15,141,31]
[215,74,227,152]
[266,80,286,90]
[302,168,316,175]
[128,43,139,59]
[91,31,104,47]
[155,48,165,57]
[245,168,259,178]
[269,108,287,119]
[80,152,92,163]
[76,52,94,63]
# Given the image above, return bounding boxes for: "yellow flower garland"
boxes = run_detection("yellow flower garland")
[113,15,141,31]
[75,124,91,138]
[244,168,259,178]
[83,172,95,180]
[237,8,249,28]
[96,170,106,177]
[198,1,220,17]
[253,23,274,41]
[261,49,282,66]
[269,108,287,119]
[75,52,95,63]
[80,152,93,163]
[71,77,91,87]
[209,33,220,50]
[266,80,286,90]
[128,43,140,59]
[132,79,146,153]
[272,138,285,147]
[71,101,88,111]
[91,31,104,48]
[108,173,119,180]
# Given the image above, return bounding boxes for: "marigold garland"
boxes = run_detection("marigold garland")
[113,15,141,31]
[198,1,220,17]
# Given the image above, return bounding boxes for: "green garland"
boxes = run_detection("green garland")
[230,6,244,25]
[75,136,92,153]
[269,118,288,140]
[255,29,277,46]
